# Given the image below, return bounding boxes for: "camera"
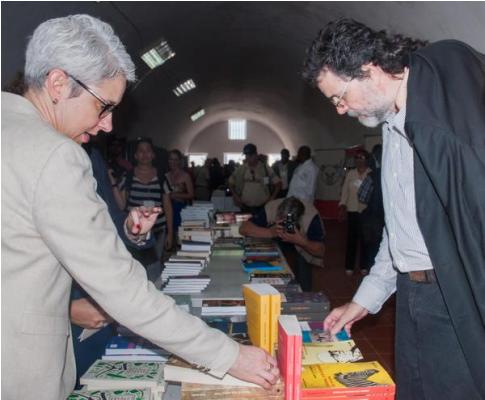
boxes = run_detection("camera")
[282,212,297,234]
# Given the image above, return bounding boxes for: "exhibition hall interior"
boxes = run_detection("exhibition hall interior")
[3,1,484,388]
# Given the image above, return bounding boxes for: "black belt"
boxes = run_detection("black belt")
[408,270,436,283]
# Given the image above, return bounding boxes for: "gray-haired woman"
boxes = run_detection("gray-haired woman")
[2,14,278,400]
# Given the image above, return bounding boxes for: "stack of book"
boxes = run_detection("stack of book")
[280,291,330,322]
[244,241,280,258]
[212,237,244,257]
[277,317,395,400]
[215,212,252,225]
[161,274,211,294]
[195,298,247,317]
[161,259,206,282]
[80,360,166,400]
[242,283,281,355]
[102,335,169,363]
[180,202,214,226]
[178,226,213,245]
[250,272,294,285]
[181,240,212,253]
[277,315,303,400]
[301,361,396,399]
[67,388,151,400]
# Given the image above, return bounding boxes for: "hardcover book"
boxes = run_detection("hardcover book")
[67,388,151,400]
[80,360,165,392]
[301,361,395,397]
[105,336,167,356]
[243,283,281,355]
[302,341,364,364]
[277,315,302,400]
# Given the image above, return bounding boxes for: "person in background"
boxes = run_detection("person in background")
[272,148,296,198]
[119,138,173,281]
[338,150,371,276]
[194,158,212,201]
[107,136,133,181]
[209,157,225,192]
[303,18,484,399]
[358,144,384,273]
[287,145,319,203]
[165,149,195,234]
[229,143,281,215]
[2,14,279,400]
[240,196,325,292]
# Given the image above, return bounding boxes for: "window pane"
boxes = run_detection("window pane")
[228,119,247,140]
[188,153,207,167]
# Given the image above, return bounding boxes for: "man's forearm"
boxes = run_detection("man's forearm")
[298,238,325,258]
[240,221,274,239]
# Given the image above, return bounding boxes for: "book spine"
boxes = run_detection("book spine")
[277,322,294,400]
[293,333,302,400]
[269,294,281,356]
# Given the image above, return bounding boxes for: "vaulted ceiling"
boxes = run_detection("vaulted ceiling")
[3,2,485,153]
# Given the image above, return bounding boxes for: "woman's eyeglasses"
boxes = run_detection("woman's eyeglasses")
[67,74,117,119]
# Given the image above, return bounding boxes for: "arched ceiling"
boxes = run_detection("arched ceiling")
[3,2,485,153]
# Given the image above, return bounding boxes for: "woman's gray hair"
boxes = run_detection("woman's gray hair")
[25,14,136,90]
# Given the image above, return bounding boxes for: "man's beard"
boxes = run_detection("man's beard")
[347,108,394,128]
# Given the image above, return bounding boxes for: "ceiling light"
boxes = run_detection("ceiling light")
[190,108,205,122]
[173,79,196,97]
[141,39,175,69]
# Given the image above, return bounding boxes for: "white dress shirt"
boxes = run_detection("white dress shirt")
[287,158,319,202]
[353,106,433,314]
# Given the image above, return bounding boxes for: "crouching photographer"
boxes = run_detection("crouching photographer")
[240,196,326,291]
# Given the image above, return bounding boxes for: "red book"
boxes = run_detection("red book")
[277,315,302,400]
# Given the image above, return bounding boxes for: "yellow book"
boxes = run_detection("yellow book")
[301,361,395,389]
[302,340,363,365]
[269,292,281,356]
[243,284,279,353]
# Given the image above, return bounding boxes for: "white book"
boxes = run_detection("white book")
[80,360,164,393]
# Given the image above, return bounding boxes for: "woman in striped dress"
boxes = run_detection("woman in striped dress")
[120,139,173,281]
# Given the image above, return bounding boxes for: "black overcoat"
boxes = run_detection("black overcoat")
[406,40,485,395]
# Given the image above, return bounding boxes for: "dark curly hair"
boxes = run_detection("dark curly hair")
[302,18,428,85]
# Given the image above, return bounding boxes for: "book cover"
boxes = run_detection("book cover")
[243,284,274,352]
[80,360,164,390]
[301,361,395,393]
[281,292,330,314]
[277,315,297,400]
[302,341,364,364]
[67,388,151,400]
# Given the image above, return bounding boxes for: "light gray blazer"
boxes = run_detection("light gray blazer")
[1,92,238,400]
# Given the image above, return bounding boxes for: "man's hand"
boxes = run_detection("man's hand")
[228,344,280,390]
[337,205,347,222]
[323,301,368,337]
[127,206,162,235]
[70,298,112,329]
[278,226,306,246]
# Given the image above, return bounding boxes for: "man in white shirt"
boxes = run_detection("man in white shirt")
[302,19,485,400]
[287,146,319,203]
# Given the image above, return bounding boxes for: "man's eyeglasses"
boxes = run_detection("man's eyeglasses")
[67,74,117,119]
[330,78,353,109]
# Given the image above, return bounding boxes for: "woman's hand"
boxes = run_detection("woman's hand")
[126,206,162,235]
